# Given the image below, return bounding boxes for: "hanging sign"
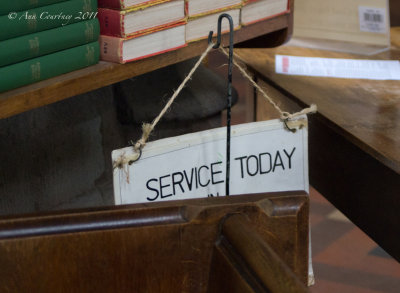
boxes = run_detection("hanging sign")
[112,117,309,205]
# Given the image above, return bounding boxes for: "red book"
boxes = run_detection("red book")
[100,22,186,63]
[98,0,186,38]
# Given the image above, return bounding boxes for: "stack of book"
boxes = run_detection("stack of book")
[0,0,100,93]
[240,0,289,26]
[185,0,242,43]
[98,0,186,63]
[96,0,291,64]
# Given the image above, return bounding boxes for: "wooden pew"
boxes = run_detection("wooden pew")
[0,192,309,292]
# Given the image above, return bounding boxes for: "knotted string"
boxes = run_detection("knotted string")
[114,45,317,169]
[113,44,214,169]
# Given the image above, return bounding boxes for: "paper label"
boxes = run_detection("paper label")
[276,55,400,80]
[359,6,387,34]
[112,119,309,205]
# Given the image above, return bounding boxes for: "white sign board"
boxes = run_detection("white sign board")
[112,118,309,205]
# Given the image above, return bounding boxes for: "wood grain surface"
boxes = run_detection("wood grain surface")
[214,214,309,293]
[0,192,308,292]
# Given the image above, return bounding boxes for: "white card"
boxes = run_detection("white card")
[112,118,309,205]
[276,55,400,80]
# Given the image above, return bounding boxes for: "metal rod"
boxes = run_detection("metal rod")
[208,13,234,196]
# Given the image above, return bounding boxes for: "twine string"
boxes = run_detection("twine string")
[113,44,214,169]
[218,47,317,120]
[134,44,214,152]
[114,44,317,169]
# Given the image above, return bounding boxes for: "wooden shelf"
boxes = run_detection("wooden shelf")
[0,13,292,119]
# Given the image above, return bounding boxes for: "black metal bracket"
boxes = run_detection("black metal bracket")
[208,13,234,196]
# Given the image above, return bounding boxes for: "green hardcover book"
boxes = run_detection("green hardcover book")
[0,18,99,67]
[0,41,99,93]
[0,0,98,41]
[0,0,68,16]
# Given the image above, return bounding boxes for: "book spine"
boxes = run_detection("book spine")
[98,8,124,37]
[0,0,98,41]
[0,0,67,15]
[0,18,100,67]
[99,35,124,63]
[0,42,100,93]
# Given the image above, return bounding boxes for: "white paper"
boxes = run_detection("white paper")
[359,6,387,34]
[112,118,308,205]
[275,55,400,80]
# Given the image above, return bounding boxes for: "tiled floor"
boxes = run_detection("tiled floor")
[208,50,400,292]
[309,187,400,293]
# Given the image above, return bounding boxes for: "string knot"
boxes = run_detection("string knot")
[281,112,291,119]
[116,45,317,168]
[128,44,214,157]
[134,141,144,152]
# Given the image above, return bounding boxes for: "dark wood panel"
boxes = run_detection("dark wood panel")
[208,243,257,293]
[390,0,400,26]
[0,192,309,292]
[308,113,400,262]
[215,214,309,293]
[208,213,309,293]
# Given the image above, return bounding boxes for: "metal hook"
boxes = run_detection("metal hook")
[127,140,143,164]
[208,14,234,49]
[208,13,234,196]
[128,148,142,165]
[283,119,297,133]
